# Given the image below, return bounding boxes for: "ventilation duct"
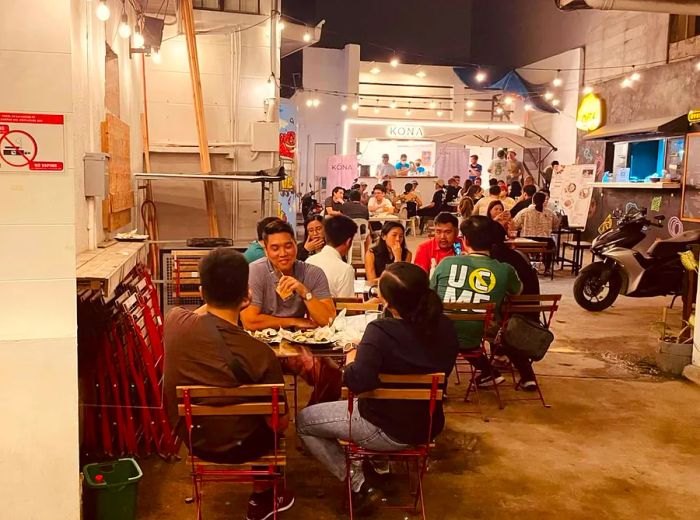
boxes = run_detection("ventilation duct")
[555,0,700,15]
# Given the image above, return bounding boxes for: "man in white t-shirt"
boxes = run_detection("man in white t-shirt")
[487,149,508,184]
[306,216,357,298]
[368,184,395,216]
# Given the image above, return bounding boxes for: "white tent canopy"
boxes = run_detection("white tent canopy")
[432,129,555,151]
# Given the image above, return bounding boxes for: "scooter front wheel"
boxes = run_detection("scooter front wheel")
[573,263,621,312]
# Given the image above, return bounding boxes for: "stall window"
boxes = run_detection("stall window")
[681,133,700,221]
[666,137,686,178]
[669,14,700,43]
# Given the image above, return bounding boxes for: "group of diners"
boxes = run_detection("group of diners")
[164,209,547,519]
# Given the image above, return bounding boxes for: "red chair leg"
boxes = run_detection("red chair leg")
[346,454,354,520]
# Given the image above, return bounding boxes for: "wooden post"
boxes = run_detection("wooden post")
[181,0,220,237]
[141,55,160,276]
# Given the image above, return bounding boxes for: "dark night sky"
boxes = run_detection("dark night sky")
[281,0,592,97]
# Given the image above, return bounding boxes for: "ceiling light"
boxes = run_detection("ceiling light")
[524,104,533,111]
[389,100,397,109]
[303,30,312,43]
[696,60,700,71]
[466,100,475,108]
[312,98,320,107]
[370,66,381,75]
[416,69,426,78]
[475,71,486,83]
[340,104,348,112]
[544,91,554,100]
[630,71,641,82]
[429,101,436,109]
[504,96,514,105]
[552,99,561,107]
[582,86,593,95]
[466,110,474,116]
[374,107,380,114]
[495,107,504,114]
[133,28,145,49]
[553,78,562,87]
[351,102,359,110]
[390,56,400,67]
[437,110,444,117]
[278,21,285,30]
[96,0,111,21]
[151,49,162,64]
[306,99,313,107]
[621,77,633,88]
[118,13,131,39]
[405,109,412,116]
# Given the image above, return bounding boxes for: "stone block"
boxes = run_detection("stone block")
[656,341,693,376]
[682,363,700,386]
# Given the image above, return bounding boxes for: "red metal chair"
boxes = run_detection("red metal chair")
[178,384,286,520]
[443,303,503,413]
[496,294,562,408]
[343,373,444,520]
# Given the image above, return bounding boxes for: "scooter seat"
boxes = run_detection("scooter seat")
[647,230,700,257]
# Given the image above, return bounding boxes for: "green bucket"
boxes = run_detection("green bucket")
[83,458,143,520]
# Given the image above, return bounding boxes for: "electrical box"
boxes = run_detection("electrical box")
[83,152,109,197]
[251,122,279,152]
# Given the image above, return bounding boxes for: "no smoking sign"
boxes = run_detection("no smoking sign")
[0,112,64,172]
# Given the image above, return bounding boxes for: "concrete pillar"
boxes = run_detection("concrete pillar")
[683,274,700,384]
[0,0,79,517]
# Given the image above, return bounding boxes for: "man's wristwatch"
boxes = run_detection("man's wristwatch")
[304,291,313,301]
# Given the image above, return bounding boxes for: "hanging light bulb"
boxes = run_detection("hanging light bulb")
[96,0,111,21]
[278,21,285,30]
[696,60,700,71]
[630,71,641,82]
[118,12,131,39]
[374,106,380,114]
[416,69,426,78]
[306,99,313,107]
[390,56,400,67]
[621,77,633,88]
[524,104,533,111]
[466,100,475,108]
[582,86,593,95]
[504,96,514,105]
[544,91,554,100]
[133,27,145,49]
[351,102,359,111]
[405,108,412,116]
[429,101,436,109]
[553,70,563,87]
[552,99,561,107]
[303,30,312,43]
[151,48,162,64]
[466,110,474,117]
[370,66,381,75]
[312,98,320,107]
[495,107,504,115]
[475,71,486,83]
[340,104,348,112]
[389,100,397,109]
[437,110,444,117]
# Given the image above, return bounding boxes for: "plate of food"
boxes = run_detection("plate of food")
[281,327,336,347]
[250,328,282,344]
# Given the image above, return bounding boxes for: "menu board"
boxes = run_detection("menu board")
[549,163,596,228]
[681,133,700,221]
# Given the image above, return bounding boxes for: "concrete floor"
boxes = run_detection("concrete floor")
[137,273,700,520]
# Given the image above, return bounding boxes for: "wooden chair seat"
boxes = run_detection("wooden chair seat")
[186,440,287,468]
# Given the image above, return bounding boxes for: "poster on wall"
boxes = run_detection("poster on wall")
[0,112,64,172]
[549,163,596,228]
[279,101,298,224]
[327,155,358,188]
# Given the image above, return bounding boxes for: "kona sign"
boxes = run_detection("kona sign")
[387,125,425,138]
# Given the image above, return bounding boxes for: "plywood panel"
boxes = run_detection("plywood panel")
[101,113,133,231]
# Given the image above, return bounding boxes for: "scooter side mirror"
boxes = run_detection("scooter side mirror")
[655,215,666,221]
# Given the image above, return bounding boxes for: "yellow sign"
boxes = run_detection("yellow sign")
[576,93,604,132]
[598,214,613,235]
[689,110,700,124]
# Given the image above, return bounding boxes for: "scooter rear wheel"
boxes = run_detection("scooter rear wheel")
[573,264,621,312]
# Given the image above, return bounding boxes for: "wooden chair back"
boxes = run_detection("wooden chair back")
[442,302,495,325]
[502,294,562,328]
[335,300,381,316]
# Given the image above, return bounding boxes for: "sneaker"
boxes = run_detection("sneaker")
[476,372,505,388]
[246,488,295,520]
[368,458,390,475]
[352,482,384,516]
[520,380,538,392]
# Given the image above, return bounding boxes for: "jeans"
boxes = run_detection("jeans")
[296,400,410,485]
[281,347,342,406]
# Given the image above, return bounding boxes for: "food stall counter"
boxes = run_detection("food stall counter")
[591,182,681,190]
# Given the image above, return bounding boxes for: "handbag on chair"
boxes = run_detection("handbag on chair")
[500,315,554,361]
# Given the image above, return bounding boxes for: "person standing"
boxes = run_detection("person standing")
[468,154,483,180]
[323,187,345,216]
[507,150,526,185]
[413,212,465,275]
[487,149,508,184]
[430,216,522,387]
[306,216,357,298]
[395,154,410,175]
[543,160,559,188]
[377,154,396,178]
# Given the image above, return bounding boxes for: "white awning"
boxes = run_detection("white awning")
[583,115,689,140]
[432,130,554,150]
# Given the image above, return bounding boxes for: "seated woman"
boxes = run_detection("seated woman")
[487,199,513,237]
[296,262,459,512]
[364,221,412,283]
[511,192,560,274]
[396,182,423,214]
[297,215,325,261]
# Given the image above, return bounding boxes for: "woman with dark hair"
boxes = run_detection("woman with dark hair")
[461,178,473,196]
[297,215,325,261]
[487,199,513,236]
[512,191,559,273]
[508,180,522,199]
[364,221,412,282]
[465,184,484,202]
[396,182,423,215]
[296,263,459,511]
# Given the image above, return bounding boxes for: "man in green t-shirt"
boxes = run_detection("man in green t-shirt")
[431,216,522,387]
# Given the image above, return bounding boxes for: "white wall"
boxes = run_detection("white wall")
[520,48,583,166]
[0,0,79,518]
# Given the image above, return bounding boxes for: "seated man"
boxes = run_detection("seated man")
[306,216,357,298]
[243,216,280,263]
[413,212,465,275]
[163,248,294,519]
[242,220,341,405]
[430,216,523,387]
